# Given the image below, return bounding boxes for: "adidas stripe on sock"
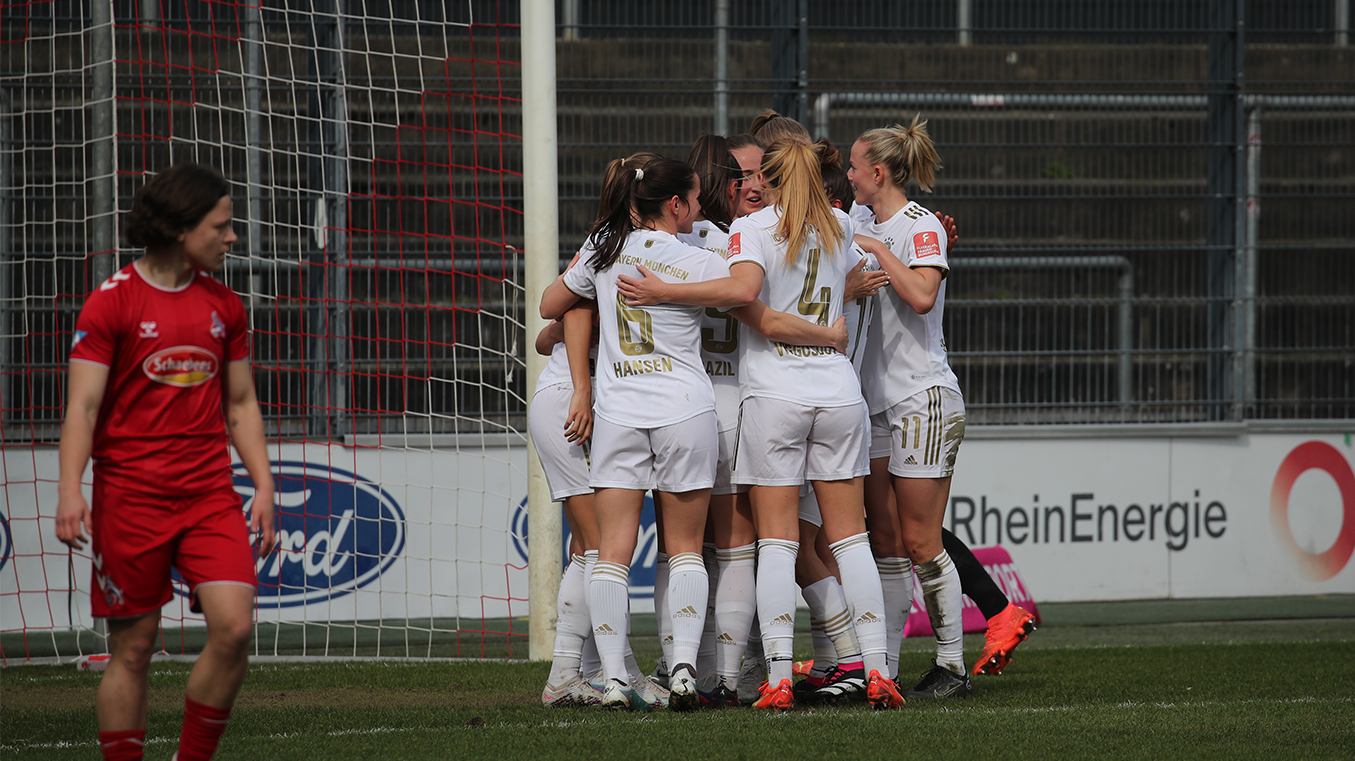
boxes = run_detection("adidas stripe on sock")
[714,543,756,683]
[877,556,914,680]
[756,537,799,685]
[800,575,861,667]
[667,552,709,670]
[548,553,590,684]
[917,550,966,674]
[588,559,632,684]
[828,532,889,676]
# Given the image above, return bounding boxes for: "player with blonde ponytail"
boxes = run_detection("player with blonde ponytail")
[849,115,972,700]
[725,138,902,710]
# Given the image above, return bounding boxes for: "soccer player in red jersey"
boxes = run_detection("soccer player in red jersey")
[54,162,276,761]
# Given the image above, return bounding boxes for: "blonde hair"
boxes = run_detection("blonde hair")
[760,138,844,267]
[748,109,812,146]
[858,114,942,193]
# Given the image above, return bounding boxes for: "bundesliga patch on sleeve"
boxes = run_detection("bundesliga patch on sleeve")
[913,231,941,258]
[728,232,741,258]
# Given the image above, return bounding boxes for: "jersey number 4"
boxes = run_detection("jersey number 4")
[797,248,831,326]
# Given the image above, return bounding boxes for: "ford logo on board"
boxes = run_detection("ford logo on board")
[510,494,658,599]
[0,509,11,573]
[235,461,406,608]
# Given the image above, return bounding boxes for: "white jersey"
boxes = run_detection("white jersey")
[843,245,879,376]
[848,201,875,227]
[562,229,730,428]
[533,342,573,393]
[727,205,863,408]
[859,200,960,414]
[678,220,740,431]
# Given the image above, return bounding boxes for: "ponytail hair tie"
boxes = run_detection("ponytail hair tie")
[634,167,645,181]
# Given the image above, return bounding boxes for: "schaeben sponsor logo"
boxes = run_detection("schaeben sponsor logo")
[511,494,659,599]
[0,510,11,573]
[1270,441,1355,581]
[143,346,218,387]
[230,461,405,608]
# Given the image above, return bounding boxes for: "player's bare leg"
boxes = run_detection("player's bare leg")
[895,474,971,698]
[185,583,255,708]
[97,612,160,731]
[174,583,253,760]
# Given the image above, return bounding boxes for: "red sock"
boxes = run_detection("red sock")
[176,697,232,761]
[99,729,146,761]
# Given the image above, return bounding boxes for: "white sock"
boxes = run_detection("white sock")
[580,550,601,678]
[653,551,672,672]
[756,537,799,685]
[807,614,837,679]
[800,575,861,669]
[588,559,631,684]
[666,551,708,669]
[548,553,590,684]
[695,543,720,690]
[714,543,756,683]
[829,533,888,676]
[917,550,965,674]
[877,556,914,680]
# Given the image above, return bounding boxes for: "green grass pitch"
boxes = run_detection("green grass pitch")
[3,600,1353,760]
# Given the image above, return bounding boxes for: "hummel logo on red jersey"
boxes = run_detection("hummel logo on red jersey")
[100,271,131,291]
[138,321,159,338]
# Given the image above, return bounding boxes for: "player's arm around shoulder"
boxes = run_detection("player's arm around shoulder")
[224,360,276,557]
[615,245,752,309]
[855,218,946,315]
[55,360,109,550]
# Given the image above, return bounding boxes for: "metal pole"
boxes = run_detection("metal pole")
[0,92,11,416]
[522,0,562,662]
[797,0,809,126]
[90,0,117,291]
[139,0,158,29]
[1338,0,1349,46]
[1241,105,1261,410]
[714,0,729,136]
[561,0,579,41]
[1117,269,1134,409]
[958,0,972,46]
[244,2,264,296]
[1206,0,1242,421]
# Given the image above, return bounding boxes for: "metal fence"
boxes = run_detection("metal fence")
[1,0,1351,442]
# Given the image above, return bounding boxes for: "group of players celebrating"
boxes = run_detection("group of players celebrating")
[531,111,1036,712]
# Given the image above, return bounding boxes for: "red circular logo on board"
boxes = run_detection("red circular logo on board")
[142,346,219,387]
[1269,441,1355,580]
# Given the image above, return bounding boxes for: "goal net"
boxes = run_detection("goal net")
[0,0,537,662]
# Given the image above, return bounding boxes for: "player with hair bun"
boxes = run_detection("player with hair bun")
[748,109,813,146]
[540,156,749,712]
[849,115,972,700]
[55,162,275,761]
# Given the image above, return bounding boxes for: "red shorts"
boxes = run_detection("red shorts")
[90,479,257,619]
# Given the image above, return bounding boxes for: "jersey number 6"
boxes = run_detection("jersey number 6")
[615,292,655,356]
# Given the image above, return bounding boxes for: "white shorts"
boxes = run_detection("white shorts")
[713,426,748,496]
[529,384,592,501]
[589,411,718,493]
[732,397,870,486]
[798,487,823,528]
[871,386,966,479]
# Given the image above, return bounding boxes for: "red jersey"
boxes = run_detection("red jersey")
[69,262,251,497]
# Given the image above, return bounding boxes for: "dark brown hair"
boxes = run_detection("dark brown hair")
[587,156,698,272]
[686,134,740,232]
[816,138,852,207]
[124,162,231,248]
[748,109,811,145]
